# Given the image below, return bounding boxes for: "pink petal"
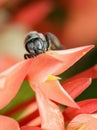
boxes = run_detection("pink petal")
[4,98,40,126]
[62,78,92,99]
[21,126,44,130]
[12,1,52,28]
[35,87,65,130]
[40,80,79,108]
[27,54,63,86]
[0,59,33,109]
[66,114,97,130]
[0,115,20,130]
[47,45,94,75]
[63,99,97,123]
[0,56,18,72]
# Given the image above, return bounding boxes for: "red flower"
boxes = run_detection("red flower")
[0,45,94,129]
[62,64,97,123]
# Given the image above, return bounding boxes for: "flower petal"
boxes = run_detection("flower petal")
[21,126,44,130]
[28,54,63,86]
[0,115,20,130]
[47,45,94,75]
[77,99,97,114]
[63,99,97,123]
[40,80,79,108]
[35,87,65,130]
[0,59,32,109]
[62,78,92,99]
[0,56,18,72]
[66,114,97,130]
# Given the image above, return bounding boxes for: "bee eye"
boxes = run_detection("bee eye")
[26,42,34,52]
[25,33,33,43]
[34,38,43,49]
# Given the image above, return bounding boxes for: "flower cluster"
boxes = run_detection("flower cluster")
[0,45,97,130]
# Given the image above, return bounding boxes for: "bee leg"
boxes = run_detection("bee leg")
[45,32,64,50]
[24,54,33,59]
[45,34,50,50]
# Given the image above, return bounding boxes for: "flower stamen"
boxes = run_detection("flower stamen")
[47,75,61,81]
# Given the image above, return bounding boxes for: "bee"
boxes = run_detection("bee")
[24,31,63,59]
